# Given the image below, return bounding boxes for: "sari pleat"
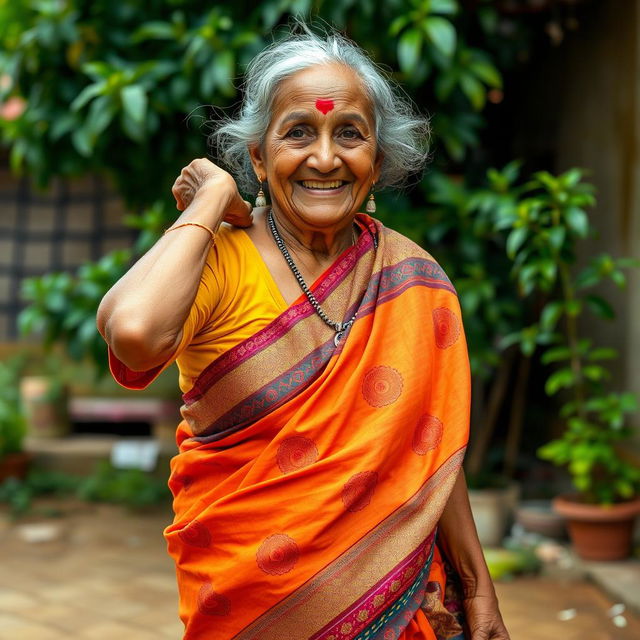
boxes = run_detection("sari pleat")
[163,215,470,639]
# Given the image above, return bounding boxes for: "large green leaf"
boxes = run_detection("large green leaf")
[459,73,485,110]
[121,84,147,124]
[565,206,589,237]
[506,227,527,259]
[469,59,501,88]
[545,367,575,395]
[424,16,456,58]
[430,0,458,15]
[397,28,423,75]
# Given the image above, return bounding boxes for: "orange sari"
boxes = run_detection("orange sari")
[162,215,470,639]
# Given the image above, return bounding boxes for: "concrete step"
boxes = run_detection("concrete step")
[24,435,176,477]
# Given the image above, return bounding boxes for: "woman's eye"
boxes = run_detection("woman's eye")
[287,128,307,139]
[340,128,362,140]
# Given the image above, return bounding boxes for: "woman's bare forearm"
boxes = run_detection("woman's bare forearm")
[97,187,230,370]
[438,469,496,599]
[438,470,510,638]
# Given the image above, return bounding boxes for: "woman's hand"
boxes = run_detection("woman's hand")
[171,158,253,228]
[463,593,510,640]
[436,470,511,640]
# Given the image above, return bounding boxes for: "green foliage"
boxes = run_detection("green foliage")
[377,169,523,381]
[0,467,81,516]
[77,460,170,508]
[4,0,527,376]
[19,250,131,376]
[0,355,27,457]
[0,463,170,516]
[482,165,640,504]
[0,0,506,201]
[0,0,511,201]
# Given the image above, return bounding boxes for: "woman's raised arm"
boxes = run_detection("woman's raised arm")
[97,159,252,372]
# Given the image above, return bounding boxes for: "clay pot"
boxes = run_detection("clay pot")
[552,494,640,561]
[469,483,520,547]
[515,499,567,539]
[20,376,70,439]
[0,451,32,483]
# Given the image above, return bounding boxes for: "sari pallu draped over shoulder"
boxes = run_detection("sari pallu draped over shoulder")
[165,215,471,640]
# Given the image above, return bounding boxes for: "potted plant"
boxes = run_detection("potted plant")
[493,166,640,560]
[0,355,31,482]
[18,352,71,440]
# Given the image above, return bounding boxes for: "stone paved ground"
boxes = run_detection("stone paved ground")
[0,499,639,639]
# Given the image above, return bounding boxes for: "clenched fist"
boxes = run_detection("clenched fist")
[171,158,253,228]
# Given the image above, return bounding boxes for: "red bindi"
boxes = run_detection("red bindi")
[315,99,334,115]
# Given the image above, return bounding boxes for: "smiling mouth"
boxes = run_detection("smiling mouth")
[299,180,348,190]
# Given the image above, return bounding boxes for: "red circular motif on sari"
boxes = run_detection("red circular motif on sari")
[197,583,231,616]
[171,473,193,493]
[362,366,403,407]
[256,534,300,575]
[412,414,443,455]
[342,471,378,512]
[276,436,319,474]
[433,308,461,349]
[178,519,211,548]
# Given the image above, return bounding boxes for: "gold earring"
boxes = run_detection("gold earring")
[366,184,376,213]
[255,178,267,207]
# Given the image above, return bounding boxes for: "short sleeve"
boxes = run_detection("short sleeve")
[108,244,223,390]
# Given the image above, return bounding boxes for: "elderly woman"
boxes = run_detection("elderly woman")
[98,28,509,640]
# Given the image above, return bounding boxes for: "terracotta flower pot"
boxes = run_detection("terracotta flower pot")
[0,451,32,483]
[20,376,70,439]
[515,499,567,539]
[469,483,520,547]
[552,494,640,561]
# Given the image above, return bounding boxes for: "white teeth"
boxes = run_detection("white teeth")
[301,180,344,189]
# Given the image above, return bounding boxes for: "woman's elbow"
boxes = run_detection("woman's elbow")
[101,309,179,372]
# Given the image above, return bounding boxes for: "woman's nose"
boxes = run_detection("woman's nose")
[307,135,342,172]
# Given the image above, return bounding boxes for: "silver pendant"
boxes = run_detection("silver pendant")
[334,331,344,346]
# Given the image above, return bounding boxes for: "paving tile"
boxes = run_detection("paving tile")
[80,620,161,640]
[129,608,184,637]
[2,500,640,640]
[17,603,100,634]
[0,620,67,640]
[130,571,180,593]
[495,577,640,640]
[0,611,31,632]
[0,589,40,611]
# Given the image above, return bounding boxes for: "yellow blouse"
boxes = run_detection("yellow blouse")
[109,225,287,393]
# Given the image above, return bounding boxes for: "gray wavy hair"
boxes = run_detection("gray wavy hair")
[209,26,430,196]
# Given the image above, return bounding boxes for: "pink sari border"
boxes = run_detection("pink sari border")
[310,531,436,640]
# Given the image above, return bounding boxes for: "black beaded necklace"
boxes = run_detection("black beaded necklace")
[267,209,358,346]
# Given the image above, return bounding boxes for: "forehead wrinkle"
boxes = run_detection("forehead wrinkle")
[277,109,370,128]
[268,65,376,135]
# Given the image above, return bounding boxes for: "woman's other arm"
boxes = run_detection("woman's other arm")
[438,470,510,640]
[97,159,252,372]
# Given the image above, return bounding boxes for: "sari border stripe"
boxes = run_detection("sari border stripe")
[184,252,449,406]
[310,531,436,640]
[187,339,336,443]
[234,448,465,640]
[183,231,374,404]
[362,257,454,300]
[362,542,436,640]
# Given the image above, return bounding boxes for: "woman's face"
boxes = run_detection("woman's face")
[250,64,382,232]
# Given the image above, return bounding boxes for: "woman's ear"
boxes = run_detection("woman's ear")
[373,152,384,184]
[248,143,266,181]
